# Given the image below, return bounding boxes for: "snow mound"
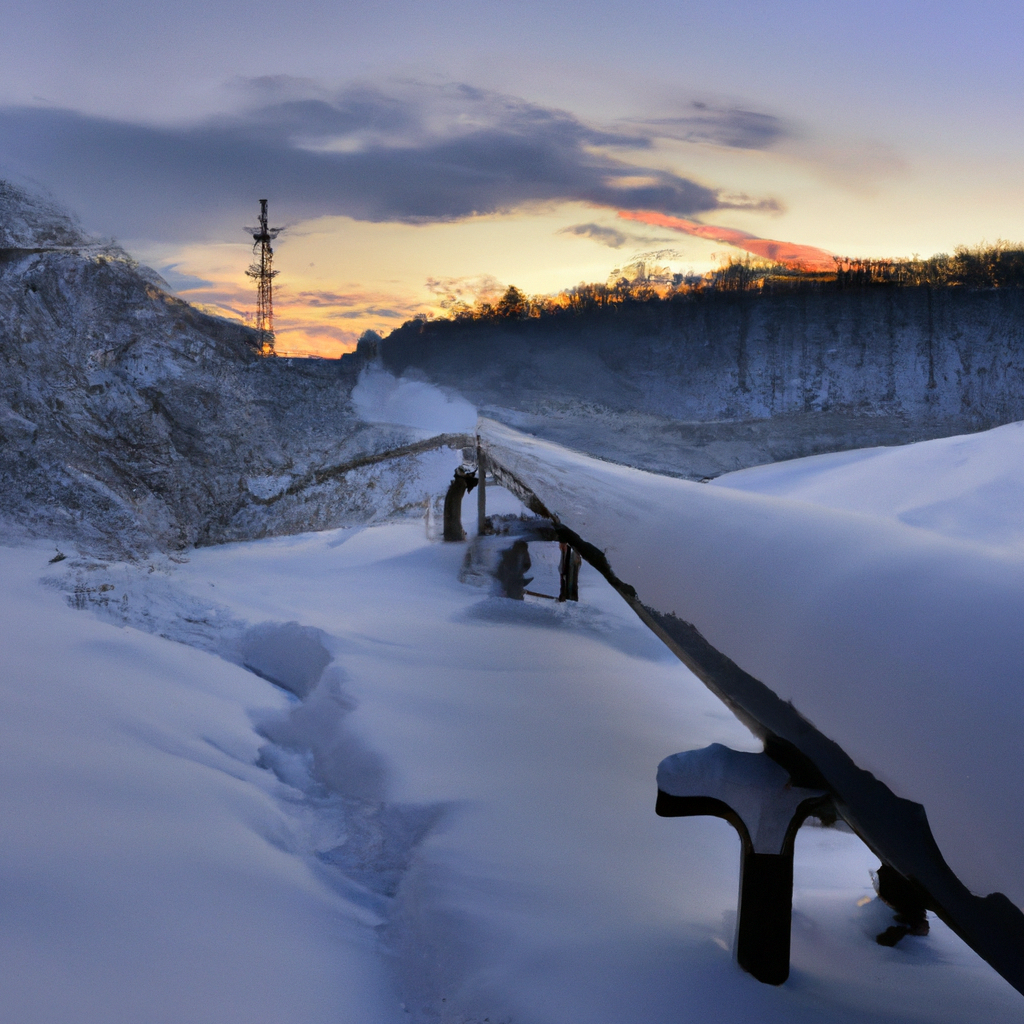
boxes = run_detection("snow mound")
[241,621,332,698]
[713,419,1024,550]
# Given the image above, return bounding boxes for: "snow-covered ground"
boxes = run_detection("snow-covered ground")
[712,419,1024,551]
[3,425,1024,1021]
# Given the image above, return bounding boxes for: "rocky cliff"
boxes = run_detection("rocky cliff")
[0,183,463,557]
[370,288,1024,478]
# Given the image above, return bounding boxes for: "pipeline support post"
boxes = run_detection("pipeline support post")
[477,444,488,535]
[443,466,477,541]
[656,744,828,985]
[558,542,582,601]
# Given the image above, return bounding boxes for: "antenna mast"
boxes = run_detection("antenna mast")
[245,199,282,356]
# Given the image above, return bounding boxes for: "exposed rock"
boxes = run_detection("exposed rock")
[0,182,462,557]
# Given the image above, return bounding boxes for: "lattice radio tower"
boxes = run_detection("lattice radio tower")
[245,199,282,356]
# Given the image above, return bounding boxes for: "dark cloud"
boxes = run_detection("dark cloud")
[558,222,685,250]
[622,102,791,150]
[0,82,780,242]
[296,290,365,307]
[558,223,630,248]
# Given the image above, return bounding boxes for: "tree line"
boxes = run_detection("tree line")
[421,242,1024,326]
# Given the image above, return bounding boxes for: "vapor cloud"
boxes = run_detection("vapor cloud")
[0,80,784,242]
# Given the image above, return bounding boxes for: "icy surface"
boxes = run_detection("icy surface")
[479,417,1024,911]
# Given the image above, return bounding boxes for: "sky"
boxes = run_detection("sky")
[1,0,1022,356]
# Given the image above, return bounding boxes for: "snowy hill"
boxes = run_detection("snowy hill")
[7,179,1024,557]
[0,181,471,556]
[712,419,1024,550]
[0,179,91,249]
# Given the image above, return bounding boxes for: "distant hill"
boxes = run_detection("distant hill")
[360,281,1024,480]
[6,175,1024,553]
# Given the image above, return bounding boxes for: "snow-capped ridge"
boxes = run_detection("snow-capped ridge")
[0,178,92,249]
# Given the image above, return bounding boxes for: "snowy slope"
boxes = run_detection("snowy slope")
[712,419,1024,550]
[0,181,477,557]
[54,523,1024,1022]
[0,542,403,1024]
[5,500,1024,1020]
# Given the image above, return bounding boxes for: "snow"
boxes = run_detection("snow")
[0,542,401,1024]
[712,419,1024,550]
[477,418,1024,913]
[658,744,826,855]
[4,425,1024,1020]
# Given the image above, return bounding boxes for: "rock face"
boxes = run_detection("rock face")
[0,180,91,249]
[370,289,1024,479]
[0,182,462,557]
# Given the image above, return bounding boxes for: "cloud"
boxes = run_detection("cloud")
[558,223,630,248]
[0,80,781,242]
[158,263,214,291]
[621,102,792,150]
[424,273,506,311]
[558,221,687,249]
[296,289,368,308]
[332,307,404,320]
[619,210,835,271]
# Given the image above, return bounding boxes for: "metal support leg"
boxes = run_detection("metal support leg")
[477,446,488,535]
[443,466,477,542]
[736,852,794,984]
[558,542,582,601]
[656,744,828,985]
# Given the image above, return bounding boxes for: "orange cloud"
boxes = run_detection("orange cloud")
[619,210,835,272]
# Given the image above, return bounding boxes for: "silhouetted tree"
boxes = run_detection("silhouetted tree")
[496,285,529,319]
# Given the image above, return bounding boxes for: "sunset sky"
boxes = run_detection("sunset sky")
[1,0,1022,356]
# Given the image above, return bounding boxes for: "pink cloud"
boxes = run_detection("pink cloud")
[619,210,836,272]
